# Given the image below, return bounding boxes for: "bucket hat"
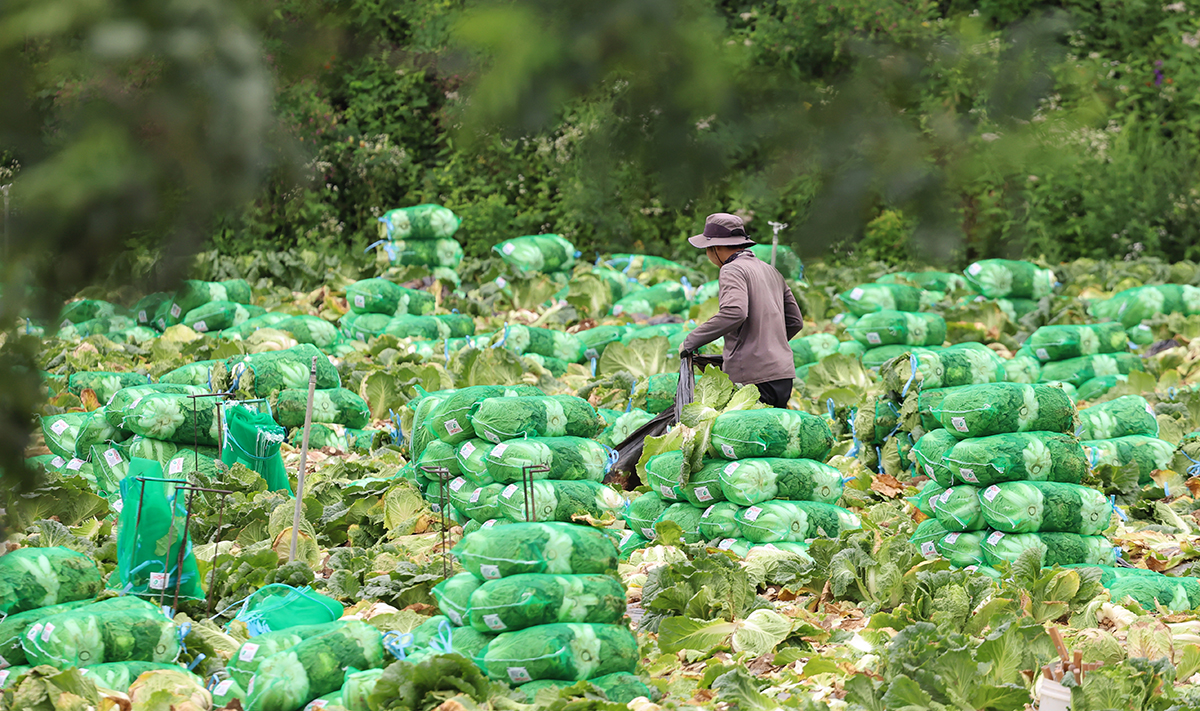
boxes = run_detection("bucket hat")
[688,213,756,248]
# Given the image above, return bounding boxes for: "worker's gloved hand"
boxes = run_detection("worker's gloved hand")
[678,346,693,358]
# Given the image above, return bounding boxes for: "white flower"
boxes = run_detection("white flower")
[1022,438,1053,479]
[1017,386,1040,430]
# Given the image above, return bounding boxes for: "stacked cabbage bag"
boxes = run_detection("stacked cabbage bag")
[242,620,387,711]
[789,333,865,380]
[846,310,946,370]
[1090,283,1200,328]
[444,522,641,696]
[1077,395,1174,488]
[375,203,464,270]
[494,234,578,274]
[908,382,1117,573]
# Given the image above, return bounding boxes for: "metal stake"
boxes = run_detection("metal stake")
[767,221,788,268]
[420,465,452,578]
[521,463,550,522]
[289,356,319,563]
[1,183,9,262]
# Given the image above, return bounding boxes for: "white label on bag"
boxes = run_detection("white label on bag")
[41,623,54,642]
[480,564,501,579]
[721,443,736,458]
[723,462,740,475]
[239,643,260,662]
[849,287,864,300]
[214,680,234,696]
[718,539,735,550]
[138,310,147,323]
[446,610,462,625]
[507,666,531,683]
[482,520,496,529]
[50,456,65,468]
[694,486,713,502]
[26,624,42,642]
[968,263,982,275]
[113,500,123,513]
[444,418,462,435]
[104,448,121,467]
[460,441,476,458]
[944,532,961,545]
[987,531,1005,546]
[660,484,675,498]
[501,243,516,256]
[940,490,954,504]
[920,541,937,556]
[495,277,508,289]
[929,494,939,511]
[982,485,1001,502]
[950,416,969,433]
[0,670,9,686]
[866,332,881,345]
[502,484,518,499]
[170,304,182,318]
[450,478,466,492]
[924,464,934,478]
[744,506,763,522]
[470,488,482,503]
[67,458,84,471]
[701,505,715,518]
[169,458,184,475]
[491,442,508,457]
[483,430,500,443]
[354,295,366,308]
[620,530,634,546]
[50,419,70,435]
[193,320,208,333]
[958,468,978,483]
[149,572,168,590]
[642,527,656,539]
[612,304,623,315]
[1035,348,1049,361]
[483,614,506,631]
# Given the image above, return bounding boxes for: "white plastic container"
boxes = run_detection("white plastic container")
[1039,678,1072,711]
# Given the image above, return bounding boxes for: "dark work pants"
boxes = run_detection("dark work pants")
[755,379,793,408]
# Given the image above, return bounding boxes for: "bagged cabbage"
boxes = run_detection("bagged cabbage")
[1082,436,1176,486]
[21,596,179,668]
[274,315,340,349]
[123,392,220,446]
[221,405,289,493]
[483,437,609,484]
[60,298,122,324]
[789,333,841,367]
[220,312,291,339]
[501,325,587,363]
[600,410,655,448]
[496,479,623,523]
[837,283,924,316]
[934,383,1074,439]
[245,620,384,711]
[656,503,705,544]
[432,313,475,338]
[158,360,220,387]
[494,234,577,273]
[709,409,834,461]
[82,662,201,693]
[981,531,1116,568]
[910,518,950,551]
[170,279,253,318]
[611,282,688,316]
[456,439,494,485]
[625,492,669,541]
[1026,322,1128,362]
[480,623,637,684]
[1091,284,1200,327]
[934,531,987,568]
[714,458,843,507]
[227,622,346,686]
[427,385,542,445]
[467,574,625,633]
[417,439,461,479]
[749,243,803,280]
[978,481,1110,535]
[943,432,1086,486]
[471,395,601,443]
[877,271,969,293]
[574,325,631,356]
[640,373,680,415]
[1037,352,1145,388]
[909,481,946,518]
[104,384,208,429]
[642,451,685,501]
[847,311,946,348]
[447,478,506,522]
[1003,349,1043,384]
[0,547,102,616]
[0,599,101,668]
[518,672,653,705]
[931,487,985,532]
[1076,395,1158,440]
[1076,374,1128,401]
[40,412,89,459]
[453,522,619,579]
[377,204,461,240]
[734,501,860,543]
[680,460,726,506]
[962,259,1055,299]
[431,573,482,627]
[67,371,149,403]
[182,300,265,333]
[221,344,341,398]
[881,343,1004,393]
[1094,569,1200,611]
[341,667,384,710]
[699,502,741,540]
[379,237,464,267]
[273,388,370,429]
[910,429,959,487]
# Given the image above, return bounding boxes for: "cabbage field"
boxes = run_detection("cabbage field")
[8,213,1200,711]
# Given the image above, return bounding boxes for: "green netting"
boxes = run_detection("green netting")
[935,531,986,568]
[690,279,719,305]
[221,405,290,493]
[523,352,569,376]
[427,385,543,445]
[909,481,946,518]
[943,432,1086,487]
[593,267,643,302]
[418,440,462,480]
[131,295,170,326]
[453,522,619,579]
[625,492,669,541]
[519,671,653,704]
[712,538,754,557]
[734,501,860,542]
[655,503,705,544]
[1095,570,1200,611]
[272,388,370,429]
[748,244,803,280]
[622,323,688,343]
[498,325,587,363]
[911,386,962,432]
[25,454,64,475]
[713,458,843,507]
[963,259,1055,299]
[454,439,494,485]
[181,301,264,334]
[82,662,200,693]
[877,271,970,293]
[339,667,382,710]
[1082,435,1176,486]
[934,383,1074,439]
[600,410,655,447]
[574,325,631,356]
[483,437,610,484]
[861,345,916,369]
[1076,395,1158,440]
[90,443,132,500]
[105,384,208,430]
[837,283,924,316]
[1076,375,1128,401]
[338,312,392,341]
[218,312,291,339]
[978,481,1111,535]
[67,372,149,403]
[171,279,253,319]
[432,313,476,338]
[480,623,637,684]
[1026,322,1128,362]
[1091,284,1200,327]
[381,315,451,340]
[121,393,219,446]
[613,529,648,558]
[41,412,88,459]
[698,502,740,540]
[210,675,247,706]
[449,478,506,522]
[981,531,1116,568]
[1037,352,1144,388]
[431,573,482,627]
[852,397,901,446]
[494,234,577,273]
[679,460,725,507]
[0,547,101,616]
[1,598,148,669]
[377,204,462,240]
[471,395,601,443]
[642,451,686,501]
[59,316,137,339]
[930,486,984,532]
[909,430,958,487]
[406,625,494,665]
[245,620,384,711]
[909,518,950,551]
[789,333,841,367]
[1003,350,1042,384]
[299,423,373,453]
[120,436,217,469]
[61,299,122,324]
[115,460,203,599]
[236,584,344,637]
[158,360,220,387]
[380,237,464,267]
[611,282,687,316]
[496,480,623,523]
[221,345,341,399]
[881,343,1004,394]
[709,409,834,460]
[847,311,946,348]
[272,316,341,349]
[640,373,680,415]
[467,574,625,634]
[22,596,178,668]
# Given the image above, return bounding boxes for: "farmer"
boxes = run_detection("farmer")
[679,213,803,408]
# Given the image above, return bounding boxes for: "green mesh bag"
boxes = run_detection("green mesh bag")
[574,325,631,356]
[656,503,705,544]
[67,372,149,403]
[432,313,475,338]
[380,237,464,267]
[58,316,136,339]
[642,451,685,501]
[1027,323,1128,362]
[680,460,726,507]
[877,271,970,293]
[496,480,623,523]
[494,234,577,273]
[601,410,655,448]
[934,531,987,568]
[340,667,383,710]
[245,620,384,711]
[273,316,340,349]
[120,436,216,468]
[1076,395,1158,440]
[471,395,602,443]
[943,432,1086,487]
[749,244,803,280]
[712,538,754,557]
[222,345,341,399]
[912,386,964,432]
[861,345,919,369]
[483,437,610,484]
[122,393,219,446]
[640,373,680,415]
[934,383,1074,439]
[221,405,290,493]
[383,315,451,340]
[115,461,204,599]
[0,547,102,616]
[980,531,1116,568]
[852,397,901,446]
[789,333,841,367]
[181,301,264,333]
[524,351,573,376]
[1076,375,1128,401]
[909,481,946,518]
[21,596,179,668]
[431,573,482,627]
[622,322,687,343]
[1,598,148,670]
[931,487,985,532]
[452,522,619,579]
[709,409,834,460]
[455,439,494,485]
[978,481,1111,535]
[847,311,946,348]
[41,412,88,459]
[1096,570,1200,611]
[220,312,291,339]
[90,443,133,501]
[1082,436,1176,486]
[519,671,653,704]
[338,312,392,341]
[60,299,122,324]
[467,574,625,634]
[346,278,405,315]
[881,343,1004,393]
[714,458,843,507]
[405,625,494,665]
[611,282,688,317]
[1092,284,1200,327]
[910,430,959,487]
[210,676,247,706]
[448,478,506,522]
[962,259,1055,299]
[272,388,370,429]
[158,360,220,387]
[417,440,463,479]
[377,204,462,240]
[909,518,950,551]
[427,386,543,445]
[480,623,637,684]
[105,384,208,430]
[1037,352,1144,388]
[699,502,742,540]
[82,662,200,693]
[611,529,648,558]
[498,325,586,363]
[228,622,350,686]
[625,492,669,541]
[734,501,861,542]
[837,283,924,316]
[171,279,253,318]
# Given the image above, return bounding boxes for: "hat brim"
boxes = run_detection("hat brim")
[688,234,756,248]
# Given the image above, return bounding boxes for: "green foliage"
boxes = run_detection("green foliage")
[368,654,512,711]
[638,547,770,633]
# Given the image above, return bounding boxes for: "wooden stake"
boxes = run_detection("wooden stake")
[289,356,319,563]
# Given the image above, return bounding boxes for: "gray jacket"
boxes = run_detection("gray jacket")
[681,250,803,385]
